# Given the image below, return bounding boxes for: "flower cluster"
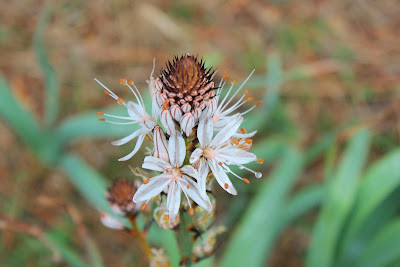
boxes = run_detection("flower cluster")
[96,54,263,221]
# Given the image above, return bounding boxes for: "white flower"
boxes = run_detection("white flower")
[95,78,158,161]
[190,114,262,195]
[210,70,262,133]
[132,131,212,219]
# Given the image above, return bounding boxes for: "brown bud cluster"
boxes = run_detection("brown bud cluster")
[105,179,140,216]
[158,54,216,114]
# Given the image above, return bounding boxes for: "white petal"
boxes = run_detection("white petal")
[167,182,181,219]
[133,175,171,202]
[180,113,195,136]
[142,156,171,172]
[126,101,143,120]
[151,95,161,120]
[112,128,144,146]
[197,117,213,148]
[197,158,209,194]
[210,114,243,148]
[118,134,146,161]
[180,165,197,177]
[209,160,237,195]
[100,212,124,230]
[233,130,257,139]
[217,147,257,165]
[181,175,212,212]
[189,148,203,164]
[160,109,176,136]
[168,132,185,167]
[153,126,169,162]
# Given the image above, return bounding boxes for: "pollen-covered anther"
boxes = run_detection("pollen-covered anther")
[103,89,110,96]
[98,118,106,121]
[243,178,250,184]
[117,97,124,104]
[119,78,127,85]
[245,139,253,144]
[218,162,223,166]
[187,184,190,189]
[244,88,249,94]
[257,157,264,164]
[164,214,170,220]
[189,207,194,216]
[224,183,229,189]
[232,139,239,145]
[96,111,104,115]
[256,100,262,106]
[141,203,147,210]
[128,78,134,84]
[231,78,237,85]
[162,99,170,110]
[143,178,150,184]
[245,97,254,101]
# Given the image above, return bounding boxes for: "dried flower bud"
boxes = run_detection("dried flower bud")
[193,226,226,258]
[153,207,180,230]
[105,179,140,216]
[150,248,170,267]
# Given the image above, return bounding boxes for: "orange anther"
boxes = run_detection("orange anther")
[143,178,150,184]
[141,203,147,210]
[245,139,253,144]
[128,78,134,84]
[244,88,249,94]
[189,207,194,216]
[240,127,246,133]
[256,100,262,106]
[232,139,239,145]
[224,183,229,189]
[162,99,170,110]
[104,89,110,96]
[164,214,169,220]
[117,97,124,104]
[257,157,264,164]
[223,71,227,80]
[232,78,237,85]
[243,178,250,184]
[245,97,254,101]
[96,111,104,115]
[100,212,106,218]
[119,78,127,84]
[98,118,106,121]
[218,162,223,166]
[187,184,190,189]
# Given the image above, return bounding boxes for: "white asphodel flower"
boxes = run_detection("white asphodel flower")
[190,114,262,195]
[95,78,158,161]
[210,70,262,134]
[132,130,212,219]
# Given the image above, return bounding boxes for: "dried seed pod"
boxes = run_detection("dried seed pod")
[105,179,140,216]
[158,54,216,118]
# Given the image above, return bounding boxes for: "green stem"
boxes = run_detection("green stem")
[177,211,194,267]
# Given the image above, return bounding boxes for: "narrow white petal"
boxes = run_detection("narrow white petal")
[197,158,209,194]
[233,130,257,139]
[180,113,195,136]
[100,213,124,230]
[118,134,146,161]
[181,175,212,212]
[111,129,143,146]
[209,160,237,195]
[127,101,143,120]
[153,126,169,162]
[151,95,161,120]
[142,156,171,172]
[217,147,257,165]
[189,148,203,164]
[133,175,171,202]
[168,132,185,167]
[197,117,213,148]
[180,165,197,177]
[167,182,181,219]
[210,114,243,148]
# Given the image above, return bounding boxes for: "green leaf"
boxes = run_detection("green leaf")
[58,154,111,213]
[306,129,371,267]
[44,230,89,267]
[220,147,303,267]
[34,5,58,128]
[355,219,400,267]
[340,149,400,253]
[0,76,41,150]
[281,185,324,226]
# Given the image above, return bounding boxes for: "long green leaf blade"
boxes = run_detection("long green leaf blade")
[34,5,58,128]
[306,129,371,267]
[220,147,303,267]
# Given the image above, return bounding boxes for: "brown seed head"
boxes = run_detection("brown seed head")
[159,54,216,115]
[105,179,138,215]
